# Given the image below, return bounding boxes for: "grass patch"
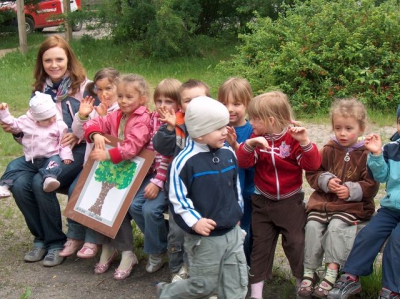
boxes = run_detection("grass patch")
[360,260,383,298]
[0,32,47,50]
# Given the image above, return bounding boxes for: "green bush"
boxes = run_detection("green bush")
[217,0,400,114]
[93,0,299,58]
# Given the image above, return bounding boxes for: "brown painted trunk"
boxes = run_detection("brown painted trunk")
[88,182,115,216]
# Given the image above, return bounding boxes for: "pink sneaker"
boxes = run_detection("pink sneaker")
[59,238,84,257]
[77,243,98,259]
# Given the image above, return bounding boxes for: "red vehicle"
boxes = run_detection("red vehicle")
[0,0,82,33]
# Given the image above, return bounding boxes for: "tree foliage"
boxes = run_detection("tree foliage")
[217,0,400,114]
[94,0,297,58]
[94,160,137,190]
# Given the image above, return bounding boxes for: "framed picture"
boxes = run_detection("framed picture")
[64,134,155,238]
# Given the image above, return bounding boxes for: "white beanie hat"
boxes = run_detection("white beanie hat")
[185,96,229,138]
[29,91,57,121]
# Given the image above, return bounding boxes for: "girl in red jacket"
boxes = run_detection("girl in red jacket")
[83,74,152,280]
[235,91,321,299]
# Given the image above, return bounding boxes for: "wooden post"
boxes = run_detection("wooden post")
[63,0,72,42]
[16,0,27,54]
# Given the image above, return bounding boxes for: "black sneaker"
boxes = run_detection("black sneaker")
[43,249,65,267]
[327,274,361,299]
[24,247,47,262]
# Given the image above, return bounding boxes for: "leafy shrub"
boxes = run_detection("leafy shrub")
[0,9,16,32]
[92,0,299,58]
[217,0,400,114]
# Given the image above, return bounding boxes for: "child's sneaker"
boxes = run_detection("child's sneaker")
[43,249,65,267]
[43,177,60,192]
[327,274,361,299]
[379,288,400,299]
[171,264,189,282]
[0,185,11,198]
[146,251,167,273]
[24,247,47,262]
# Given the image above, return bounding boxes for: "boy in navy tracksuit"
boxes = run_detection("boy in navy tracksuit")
[156,96,248,299]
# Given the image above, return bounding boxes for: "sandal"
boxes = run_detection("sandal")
[312,278,334,298]
[297,272,319,297]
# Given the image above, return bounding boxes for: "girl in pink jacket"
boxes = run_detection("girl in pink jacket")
[83,74,152,280]
[0,91,72,198]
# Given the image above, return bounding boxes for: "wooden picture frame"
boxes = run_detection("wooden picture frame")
[64,134,155,238]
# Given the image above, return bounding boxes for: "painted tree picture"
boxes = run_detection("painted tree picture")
[88,160,137,216]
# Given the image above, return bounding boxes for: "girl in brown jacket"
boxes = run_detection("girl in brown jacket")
[298,98,379,299]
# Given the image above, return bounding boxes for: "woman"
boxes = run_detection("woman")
[1,35,88,267]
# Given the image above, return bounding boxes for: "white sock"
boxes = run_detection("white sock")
[251,281,264,299]
[118,251,134,271]
[99,243,114,264]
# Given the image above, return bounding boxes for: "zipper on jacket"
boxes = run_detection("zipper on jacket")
[270,139,280,200]
[340,148,350,184]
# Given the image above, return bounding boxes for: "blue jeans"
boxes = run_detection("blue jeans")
[64,173,97,243]
[9,144,85,251]
[129,175,168,254]
[0,155,62,186]
[343,207,400,292]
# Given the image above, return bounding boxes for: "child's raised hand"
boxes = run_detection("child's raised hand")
[289,126,310,146]
[158,106,176,128]
[246,136,270,151]
[90,148,107,161]
[0,103,8,110]
[93,133,110,150]
[364,133,383,155]
[144,182,160,199]
[192,218,216,236]
[94,94,109,117]
[79,96,95,118]
[63,159,72,165]
[226,126,239,150]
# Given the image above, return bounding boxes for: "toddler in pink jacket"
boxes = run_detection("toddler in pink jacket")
[0,91,72,198]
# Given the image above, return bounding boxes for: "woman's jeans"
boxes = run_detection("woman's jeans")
[9,144,85,250]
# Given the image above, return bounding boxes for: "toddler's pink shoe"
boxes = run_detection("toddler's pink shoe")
[0,185,11,198]
[43,177,60,192]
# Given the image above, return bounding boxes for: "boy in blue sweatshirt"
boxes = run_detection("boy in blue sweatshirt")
[156,96,248,299]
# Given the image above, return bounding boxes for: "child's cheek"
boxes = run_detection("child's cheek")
[348,132,356,140]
